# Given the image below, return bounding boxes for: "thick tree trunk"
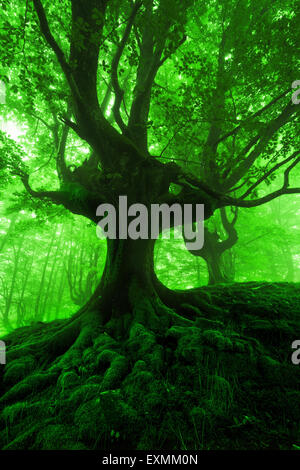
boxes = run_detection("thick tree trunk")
[100,237,156,309]
[92,236,175,337]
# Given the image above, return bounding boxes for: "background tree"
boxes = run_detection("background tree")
[183,207,238,284]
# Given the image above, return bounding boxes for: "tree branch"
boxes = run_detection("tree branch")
[159,35,186,65]
[218,206,238,252]
[240,150,300,199]
[224,100,300,189]
[283,154,300,188]
[216,88,290,145]
[228,186,300,208]
[21,174,71,206]
[32,0,71,80]
[111,1,142,133]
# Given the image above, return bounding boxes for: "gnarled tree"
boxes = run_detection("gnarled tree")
[1,0,300,364]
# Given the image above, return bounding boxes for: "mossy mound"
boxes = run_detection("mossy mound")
[1,282,300,450]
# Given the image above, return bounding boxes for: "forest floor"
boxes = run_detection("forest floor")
[0,282,300,450]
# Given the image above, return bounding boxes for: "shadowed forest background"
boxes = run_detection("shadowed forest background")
[0,0,300,452]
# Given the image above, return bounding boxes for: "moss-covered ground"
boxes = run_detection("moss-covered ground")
[1,282,300,450]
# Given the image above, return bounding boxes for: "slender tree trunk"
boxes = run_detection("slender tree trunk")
[206,253,226,285]
[35,226,56,321]
[3,237,24,330]
[42,228,64,318]
[55,264,67,318]
[281,244,294,282]
[16,245,36,327]
[0,214,17,254]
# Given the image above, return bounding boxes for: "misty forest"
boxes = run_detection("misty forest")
[0,0,300,451]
